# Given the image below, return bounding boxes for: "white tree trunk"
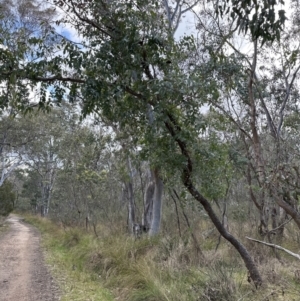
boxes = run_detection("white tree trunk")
[126,157,136,234]
[149,169,164,236]
[0,157,22,187]
[143,181,154,231]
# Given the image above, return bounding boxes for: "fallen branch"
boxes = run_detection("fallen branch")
[246,236,300,260]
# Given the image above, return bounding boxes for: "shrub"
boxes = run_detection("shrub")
[0,180,15,216]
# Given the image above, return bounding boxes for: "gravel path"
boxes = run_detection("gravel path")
[0,214,60,301]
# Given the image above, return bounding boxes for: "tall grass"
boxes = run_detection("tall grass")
[0,215,9,235]
[24,214,300,301]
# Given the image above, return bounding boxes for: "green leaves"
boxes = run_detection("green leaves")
[0,0,291,209]
[0,180,15,216]
[216,0,287,42]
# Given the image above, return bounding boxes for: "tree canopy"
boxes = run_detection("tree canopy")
[1,0,298,288]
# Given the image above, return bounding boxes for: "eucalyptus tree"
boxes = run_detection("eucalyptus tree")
[51,120,120,228]
[0,115,24,186]
[24,109,67,216]
[42,0,262,284]
[0,0,289,286]
[0,0,57,111]
[0,0,58,189]
[20,168,43,212]
[194,2,300,239]
[0,179,15,216]
[0,108,43,187]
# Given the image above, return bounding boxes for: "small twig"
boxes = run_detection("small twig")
[268,217,292,234]
[237,291,252,301]
[173,189,205,259]
[169,189,182,237]
[246,236,300,260]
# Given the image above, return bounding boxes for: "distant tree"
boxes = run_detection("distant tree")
[0,0,290,286]
[20,169,43,213]
[0,180,15,216]
[195,2,300,239]
[0,0,57,111]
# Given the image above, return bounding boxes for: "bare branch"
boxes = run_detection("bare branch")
[68,0,113,38]
[171,0,181,23]
[164,0,201,35]
[172,4,182,33]
[269,217,292,233]
[32,75,85,83]
[246,236,300,260]
[212,102,253,141]
[163,0,172,31]
[124,86,147,101]
[277,64,300,136]
[181,0,200,14]
[1,71,86,84]
[225,40,277,138]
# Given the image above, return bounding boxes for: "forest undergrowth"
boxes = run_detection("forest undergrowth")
[24,214,300,301]
[0,216,8,235]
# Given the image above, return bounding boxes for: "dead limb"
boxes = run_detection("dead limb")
[246,236,300,260]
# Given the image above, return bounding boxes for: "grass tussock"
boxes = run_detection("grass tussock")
[0,216,9,235]
[23,214,300,301]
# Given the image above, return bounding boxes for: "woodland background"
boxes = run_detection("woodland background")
[1,0,300,300]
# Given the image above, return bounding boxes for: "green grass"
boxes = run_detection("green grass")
[23,215,208,300]
[22,214,300,301]
[0,216,10,236]
[24,215,114,301]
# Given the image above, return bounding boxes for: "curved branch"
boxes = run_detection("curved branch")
[68,0,113,38]
[164,111,262,287]
[212,101,253,141]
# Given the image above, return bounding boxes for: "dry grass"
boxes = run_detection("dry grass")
[0,216,10,236]
[23,214,300,301]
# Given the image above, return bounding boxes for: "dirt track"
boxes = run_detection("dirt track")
[0,215,59,301]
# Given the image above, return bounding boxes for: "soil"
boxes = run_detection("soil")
[0,214,60,301]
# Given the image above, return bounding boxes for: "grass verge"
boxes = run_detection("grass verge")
[0,215,10,236]
[24,215,114,301]
[23,214,300,301]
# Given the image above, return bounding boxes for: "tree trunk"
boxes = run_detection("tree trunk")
[143,180,154,231]
[149,169,164,236]
[164,114,262,287]
[276,197,300,229]
[185,179,262,287]
[41,184,51,217]
[145,104,164,236]
[126,157,136,234]
[127,181,135,234]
